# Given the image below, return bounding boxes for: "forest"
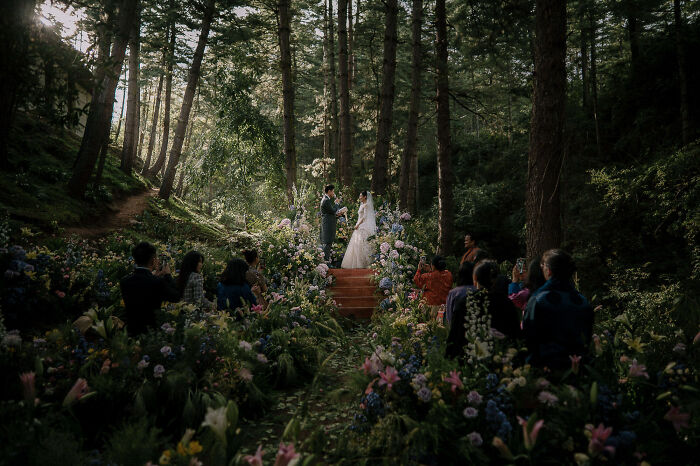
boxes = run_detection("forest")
[0,0,698,464]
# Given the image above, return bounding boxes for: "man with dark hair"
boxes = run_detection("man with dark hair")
[459,234,481,265]
[319,184,343,262]
[120,242,180,336]
[522,249,593,370]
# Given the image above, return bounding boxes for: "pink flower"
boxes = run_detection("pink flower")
[569,355,582,374]
[587,423,615,457]
[244,445,264,466]
[63,378,89,407]
[693,331,700,344]
[361,357,376,375]
[251,304,264,314]
[100,359,111,375]
[664,406,690,432]
[628,359,649,379]
[239,367,253,382]
[443,370,463,393]
[491,437,514,460]
[19,372,36,405]
[517,416,544,450]
[274,442,300,466]
[377,366,401,391]
[55,290,66,298]
[537,391,558,406]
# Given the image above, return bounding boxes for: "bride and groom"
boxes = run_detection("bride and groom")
[319,184,377,269]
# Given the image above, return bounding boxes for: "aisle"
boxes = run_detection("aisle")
[237,326,371,462]
[328,268,378,319]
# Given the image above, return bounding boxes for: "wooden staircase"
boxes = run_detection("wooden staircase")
[328,268,378,320]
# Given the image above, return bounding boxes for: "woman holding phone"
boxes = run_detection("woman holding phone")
[508,257,546,312]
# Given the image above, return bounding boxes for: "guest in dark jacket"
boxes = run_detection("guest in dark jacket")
[446,260,521,359]
[120,242,180,336]
[445,261,476,325]
[522,249,593,370]
[217,258,258,315]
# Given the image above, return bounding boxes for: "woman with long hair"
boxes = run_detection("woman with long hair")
[217,258,258,316]
[178,251,213,309]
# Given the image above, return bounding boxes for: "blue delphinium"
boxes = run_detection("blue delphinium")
[379,277,393,289]
[485,399,512,439]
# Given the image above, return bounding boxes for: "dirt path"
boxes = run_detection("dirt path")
[65,188,158,238]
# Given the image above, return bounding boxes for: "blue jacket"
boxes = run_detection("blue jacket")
[217,282,257,311]
[522,278,593,370]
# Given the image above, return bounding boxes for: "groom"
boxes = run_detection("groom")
[320,184,343,263]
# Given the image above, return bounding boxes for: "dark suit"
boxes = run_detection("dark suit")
[320,195,340,261]
[120,268,180,335]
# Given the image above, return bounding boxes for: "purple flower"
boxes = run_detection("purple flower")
[153,364,165,378]
[463,407,479,418]
[160,346,172,356]
[137,359,150,370]
[538,391,559,406]
[417,386,432,402]
[467,432,483,446]
[380,242,390,254]
[467,390,483,405]
[239,341,253,351]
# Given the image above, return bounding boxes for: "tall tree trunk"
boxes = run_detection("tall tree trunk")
[399,0,422,214]
[159,0,216,200]
[674,0,690,145]
[137,84,151,163]
[371,0,399,195]
[0,0,36,169]
[580,1,589,110]
[526,0,567,260]
[348,0,354,91]
[114,82,127,142]
[278,0,297,204]
[323,0,331,163]
[338,0,352,187]
[142,70,164,175]
[589,6,601,157]
[435,0,453,255]
[120,6,141,174]
[175,107,195,196]
[328,0,340,178]
[68,0,138,198]
[146,10,176,179]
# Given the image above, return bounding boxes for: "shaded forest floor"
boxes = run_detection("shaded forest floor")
[237,324,370,463]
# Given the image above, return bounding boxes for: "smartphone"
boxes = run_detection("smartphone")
[516,257,526,274]
[159,254,169,270]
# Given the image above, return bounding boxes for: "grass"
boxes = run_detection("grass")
[1,113,146,231]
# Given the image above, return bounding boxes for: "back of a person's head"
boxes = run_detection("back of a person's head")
[178,251,204,292]
[432,255,447,271]
[243,249,258,265]
[473,259,499,292]
[457,261,474,287]
[220,258,249,286]
[132,242,156,267]
[525,256,546,291]
[493,275,510,298]
[542,249,576,281]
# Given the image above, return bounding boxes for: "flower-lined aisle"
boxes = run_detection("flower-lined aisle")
[328,202,699,465]
[0,202,344,465]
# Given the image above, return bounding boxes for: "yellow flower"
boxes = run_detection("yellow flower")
[188,441,203,455]
[26,251,38,260]
[624,337,646,353]
[177,442,187,456]
[159,449,172,465]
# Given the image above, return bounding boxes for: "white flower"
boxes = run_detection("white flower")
[201,406,228,441]
[256,353,268,364]
[239,341,252,351]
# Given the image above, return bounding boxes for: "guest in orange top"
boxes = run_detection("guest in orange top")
[460,234,481,265]
[414,255,453,306]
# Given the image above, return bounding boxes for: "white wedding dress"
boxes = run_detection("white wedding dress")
[341,193,377,269]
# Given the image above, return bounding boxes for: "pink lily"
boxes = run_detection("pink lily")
[664,406,690,432]
[244,445,264,466]
[360,357,375,375]
[443,370,463,393]
[377,366,401,391]
[274,442,300,466]
[517,416,544,450]
[251,304,264,314]
[628,359,649,379]
[587,423,615,457]
[63,378,89,407]
[569,355,582,375]
[693,331,700,344]
[19,372,36,405]
[365,378,378,395]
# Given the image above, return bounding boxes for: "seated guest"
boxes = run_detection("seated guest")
[120,242,180,336]
[414,255,453,308]
[522,249,593,370]
[509,257,546,311]
[459,234,482,265]
[178,251,213,309]
[445,261,476,325]
[217,258,258,315]
[244,249,268,308]
[446,260,521,359]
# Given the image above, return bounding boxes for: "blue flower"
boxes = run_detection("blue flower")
[379,277,393,289]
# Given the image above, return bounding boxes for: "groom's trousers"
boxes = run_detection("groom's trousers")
[321,243,332,262]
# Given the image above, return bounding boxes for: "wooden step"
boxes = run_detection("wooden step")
[329,286,376,297]
[329,268,373,278]
[335,306,374,320]
[331,276,375,288]
[334,296,379,308]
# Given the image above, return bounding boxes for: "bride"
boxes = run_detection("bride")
[341,191,377,269]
